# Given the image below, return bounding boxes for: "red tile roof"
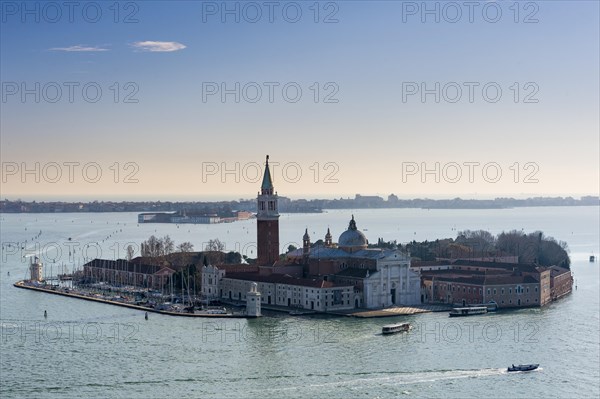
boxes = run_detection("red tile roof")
[84,259,174,275]
[214,264,260,273]
[548,265,571,277]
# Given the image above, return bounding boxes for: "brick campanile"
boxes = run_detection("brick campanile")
[256,155,280,266]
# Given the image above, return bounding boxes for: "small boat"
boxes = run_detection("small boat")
[508,364,539,372]
[449,306,488,317]
[382,322,412,334]
[590,255,595,262]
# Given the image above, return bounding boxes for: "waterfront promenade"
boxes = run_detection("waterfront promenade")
[220,299,452,318]
[15,283,452,320]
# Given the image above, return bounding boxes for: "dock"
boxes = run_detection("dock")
[13,281,253,318]
[346,304,452,318]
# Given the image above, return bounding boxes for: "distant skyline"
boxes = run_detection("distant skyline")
[1,1,598,201]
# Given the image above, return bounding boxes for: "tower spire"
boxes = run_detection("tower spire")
[261,155,273,194]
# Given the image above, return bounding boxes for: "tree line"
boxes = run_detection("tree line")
[372,229,570,268]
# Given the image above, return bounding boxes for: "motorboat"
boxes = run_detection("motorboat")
[382,322,412,334]
[508,364,539,372]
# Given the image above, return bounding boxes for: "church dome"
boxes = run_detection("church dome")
[338,215,368,250]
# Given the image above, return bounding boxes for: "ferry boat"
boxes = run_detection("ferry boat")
[449,306,488,317]
[381,322,412,334]
[468,301,498,312]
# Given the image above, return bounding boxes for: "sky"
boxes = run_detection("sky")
[1,0,599,201]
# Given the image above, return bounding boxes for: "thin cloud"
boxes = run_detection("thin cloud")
[49,45,109,52]
[132,41,186,52]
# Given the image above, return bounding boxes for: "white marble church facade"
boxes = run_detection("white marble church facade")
[361,251,421,308]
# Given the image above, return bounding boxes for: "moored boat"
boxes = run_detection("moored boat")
[508,363,539,372]
[382,322,412,334]
[449,306,487,317]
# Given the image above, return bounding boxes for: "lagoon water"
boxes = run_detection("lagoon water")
[1,207,599,398]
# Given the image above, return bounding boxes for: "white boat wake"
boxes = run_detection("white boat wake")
[267,367,528,392]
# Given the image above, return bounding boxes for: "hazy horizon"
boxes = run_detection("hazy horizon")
[1,1,599,200]
[3,192,599,204]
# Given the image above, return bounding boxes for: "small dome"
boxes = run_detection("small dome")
[338,215,368,250]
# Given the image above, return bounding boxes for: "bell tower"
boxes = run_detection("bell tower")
[303,228,311,256]
[257,155,280,266]
[325,228,332,247]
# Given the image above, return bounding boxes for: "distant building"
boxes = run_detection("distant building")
[236,211,253,220]
[201,264,260,300]
[219,272,355,312]
[354,194,384,207]
[138,212,175,223]
[138,212,220,224]
[548,265,573,300]
[82,259,175,289]
[419,259,570,308]
[171,214,220,224]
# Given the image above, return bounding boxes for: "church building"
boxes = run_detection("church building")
[287,216,421,308]
[200,155,421,311]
